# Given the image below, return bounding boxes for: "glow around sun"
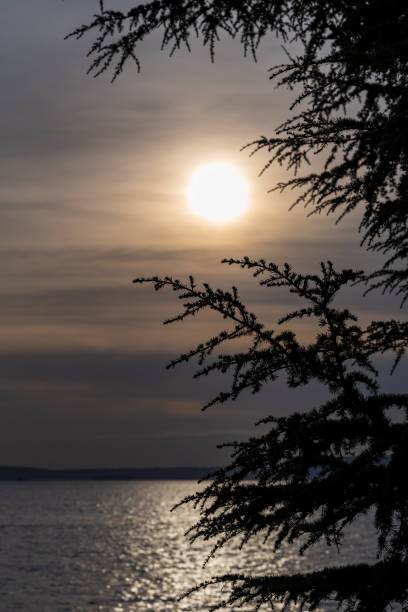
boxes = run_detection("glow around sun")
[187,162,249,223]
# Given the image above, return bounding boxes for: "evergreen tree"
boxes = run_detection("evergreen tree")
[69,2,408,610]
[134,262,408,610]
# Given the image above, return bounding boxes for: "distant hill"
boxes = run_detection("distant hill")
[0,466,220,481]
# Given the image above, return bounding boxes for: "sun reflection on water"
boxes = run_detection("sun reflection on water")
[0,481,379,611]
[92,482,376,611]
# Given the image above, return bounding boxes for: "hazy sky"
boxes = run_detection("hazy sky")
[1,1,404,468]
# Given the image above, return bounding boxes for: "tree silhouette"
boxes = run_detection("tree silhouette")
[133,261,408,610]
[69,3,408,610]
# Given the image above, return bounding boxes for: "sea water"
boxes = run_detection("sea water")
[0,481,379,611]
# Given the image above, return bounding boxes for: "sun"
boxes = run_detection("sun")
[187,162,249,223]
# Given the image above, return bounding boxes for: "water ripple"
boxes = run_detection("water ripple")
[0,481,379,611]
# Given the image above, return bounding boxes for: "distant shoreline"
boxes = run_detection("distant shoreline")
[0,466,220,481]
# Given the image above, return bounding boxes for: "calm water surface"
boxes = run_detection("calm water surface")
[0,481,378,611]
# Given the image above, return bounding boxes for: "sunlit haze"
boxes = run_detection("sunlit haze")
[0,1,403,469]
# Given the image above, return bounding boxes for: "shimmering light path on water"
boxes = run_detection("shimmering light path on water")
[0,481,377,611]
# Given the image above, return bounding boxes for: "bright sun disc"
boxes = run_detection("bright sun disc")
[188,162,249,222]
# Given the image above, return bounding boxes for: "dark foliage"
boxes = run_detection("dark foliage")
[69,2,408,610]
[134,261,408,610]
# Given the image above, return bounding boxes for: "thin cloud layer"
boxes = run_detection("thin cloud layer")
[1,1,403,467]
